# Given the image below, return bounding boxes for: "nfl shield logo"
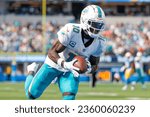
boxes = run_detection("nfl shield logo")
[82,49,86,52]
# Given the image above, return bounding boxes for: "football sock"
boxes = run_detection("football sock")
[25,74,34,98]
[63,95,75,100]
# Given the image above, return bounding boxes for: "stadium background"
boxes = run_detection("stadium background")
[0,0,150,99]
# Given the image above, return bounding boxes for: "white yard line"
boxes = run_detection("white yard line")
[78,92,118,96]
[127,97,150,100]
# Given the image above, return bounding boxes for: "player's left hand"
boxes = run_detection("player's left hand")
[85,58,92,74]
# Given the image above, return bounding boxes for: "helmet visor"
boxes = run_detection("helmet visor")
[88,20,105,30]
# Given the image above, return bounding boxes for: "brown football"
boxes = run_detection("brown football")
[73,56,87,73]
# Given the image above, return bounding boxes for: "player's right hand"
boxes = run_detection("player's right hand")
[85,58,92,74]
[63,59,80,77]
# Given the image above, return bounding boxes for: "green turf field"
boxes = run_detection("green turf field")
[0,82,150,100]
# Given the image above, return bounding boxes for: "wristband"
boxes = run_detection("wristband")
[57,58,64,67]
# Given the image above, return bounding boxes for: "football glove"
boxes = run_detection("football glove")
[85,58,92,74]
[57,58,80,77]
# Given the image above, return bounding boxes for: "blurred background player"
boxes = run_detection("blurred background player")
[134,52,146,89]
[25,5,107,100]
[121,52,135,90]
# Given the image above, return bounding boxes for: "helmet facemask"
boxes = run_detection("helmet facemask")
[86,20,105,38]
[81,18,105,38]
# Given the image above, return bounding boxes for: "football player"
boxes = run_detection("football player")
[121,52,135,90]
[134,52,146,89]
[25,5,107,100]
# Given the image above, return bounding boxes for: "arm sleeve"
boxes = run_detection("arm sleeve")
[57,24,71,46]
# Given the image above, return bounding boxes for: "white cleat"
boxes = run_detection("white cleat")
[122,85,128,91]
[142,85,146,89]
[27,62,39,73]
[131,86,135,91]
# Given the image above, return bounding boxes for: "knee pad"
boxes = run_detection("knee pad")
[62,92,76,100]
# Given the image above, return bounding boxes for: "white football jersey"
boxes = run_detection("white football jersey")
[45,23,107,72]
[124,57,134,68]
